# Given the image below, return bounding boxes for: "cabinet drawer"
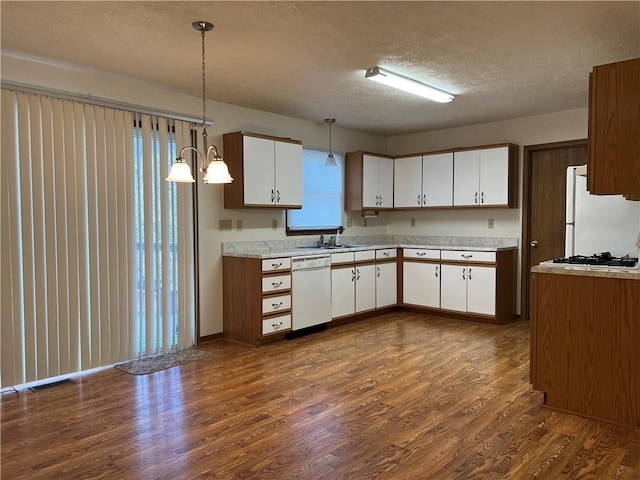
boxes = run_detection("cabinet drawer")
[403,248,440,260]
[262,314,291,335]
[355,250,376,262]
[331,252,355,264]
[261,274,291,293]
[262,294,291,314]
[376,248,397,260]
[262,257,291,272]
[441,250,495,263]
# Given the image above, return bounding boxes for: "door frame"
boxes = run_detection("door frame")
[520,138,587,321]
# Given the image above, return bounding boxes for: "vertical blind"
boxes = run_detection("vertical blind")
[1,89,195,388]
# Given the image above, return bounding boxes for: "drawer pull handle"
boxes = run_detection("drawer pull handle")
[481,192,484,204]
[474,192,478,204]
[435,266,438,278]
[462,254,473,259]
[271,281,283,288]
[377,266,380,277]
[416,252,426,257]
[272,302,283,309]
[417,194,421,205]
[271,262,283,269]
[272,321,283,330]
[468,267,472,280]
[462,267,466,280]
[383,252,390,257]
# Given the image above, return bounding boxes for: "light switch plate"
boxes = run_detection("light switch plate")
[488,219,495,229]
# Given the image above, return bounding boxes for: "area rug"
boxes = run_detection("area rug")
[114,347,212,375]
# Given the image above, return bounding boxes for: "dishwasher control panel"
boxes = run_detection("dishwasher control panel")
[291,255,331,270]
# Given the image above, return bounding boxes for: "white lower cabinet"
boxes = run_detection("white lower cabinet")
[375,262,397,308]
[331,265,355,318]
[403,262,440,308]
[355,264,376,313]
[440,264,496,315]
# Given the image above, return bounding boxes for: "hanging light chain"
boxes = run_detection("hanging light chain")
[201,26,208,142]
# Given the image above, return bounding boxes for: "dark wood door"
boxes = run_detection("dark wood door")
[521,140,587,320]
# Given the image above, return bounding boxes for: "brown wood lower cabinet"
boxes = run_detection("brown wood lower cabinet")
[530,271,640,429]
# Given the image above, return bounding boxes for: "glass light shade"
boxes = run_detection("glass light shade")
[325,152,337,166]
[203,160,233,184]
[166,161,195,183]
[365,67,454,103]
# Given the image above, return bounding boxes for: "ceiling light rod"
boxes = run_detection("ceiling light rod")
[364,66,454,103]
[325,118,337,166]
[167,21,233,184]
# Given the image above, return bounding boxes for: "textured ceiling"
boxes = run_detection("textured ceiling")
[1,1,639,136]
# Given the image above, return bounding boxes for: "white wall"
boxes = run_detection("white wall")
[2,53,591,334]
[1,54,388,336]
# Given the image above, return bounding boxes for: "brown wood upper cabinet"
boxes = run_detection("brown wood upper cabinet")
[223,131,303,209]
[587,57,640,196]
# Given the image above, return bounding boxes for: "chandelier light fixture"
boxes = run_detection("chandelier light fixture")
[364,66,455,103]
[324,118,337,166]
[167,21,233,184]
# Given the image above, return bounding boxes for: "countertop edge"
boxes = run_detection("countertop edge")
[531,265,640,280]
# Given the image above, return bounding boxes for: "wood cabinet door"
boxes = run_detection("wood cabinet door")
[466,265,496,315]
[375,262,397,308]
[355,264,376,312]
[378,157,394,208]
[403,261,440,308]
[440,264,467,311]
[394,156,423,208]
[331,266,355,318]
[453,150,480,206]
[274,140,302,207]
[243,136,275,205]
[479,147,509,206]
[422,152,454,207]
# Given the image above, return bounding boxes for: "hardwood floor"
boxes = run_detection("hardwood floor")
[2,312,639,479]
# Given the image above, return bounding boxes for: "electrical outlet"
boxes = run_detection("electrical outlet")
[346,218,352,228]
[272,219,278,230]
[364,218,368,227]
[411,218,416,227]
[219,219,232,231]
[236,220,243,231]
[488,218,495,229]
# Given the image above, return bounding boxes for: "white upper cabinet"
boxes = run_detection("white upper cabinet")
[394,155,423,208]
[422,152,454,207]
[394,153,453,208]
[345,152,394,211]
[223,132,303,209]
[453,145,517,208]
[363,154,394,209]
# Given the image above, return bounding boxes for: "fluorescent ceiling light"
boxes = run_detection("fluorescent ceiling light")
[364,67,454,103]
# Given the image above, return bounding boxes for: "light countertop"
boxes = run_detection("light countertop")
[222,235,519,259]
[531,263,640,280]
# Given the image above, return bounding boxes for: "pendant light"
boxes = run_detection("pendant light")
[167,21,233,184]
[324,118,337,166]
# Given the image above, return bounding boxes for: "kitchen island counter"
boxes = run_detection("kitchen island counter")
[530,267,640,429]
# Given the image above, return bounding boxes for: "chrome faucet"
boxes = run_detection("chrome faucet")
[318,233,325,247]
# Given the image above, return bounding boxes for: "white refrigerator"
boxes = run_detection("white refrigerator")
[565,166,640,257]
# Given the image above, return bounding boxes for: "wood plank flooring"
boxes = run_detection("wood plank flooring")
[2,312,639,479]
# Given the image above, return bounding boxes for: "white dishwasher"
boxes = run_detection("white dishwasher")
[291,255,332,332]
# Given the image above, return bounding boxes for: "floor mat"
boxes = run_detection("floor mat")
[114,347,212,375]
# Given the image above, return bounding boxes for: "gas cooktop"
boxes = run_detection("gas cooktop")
[552,252,638,268]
